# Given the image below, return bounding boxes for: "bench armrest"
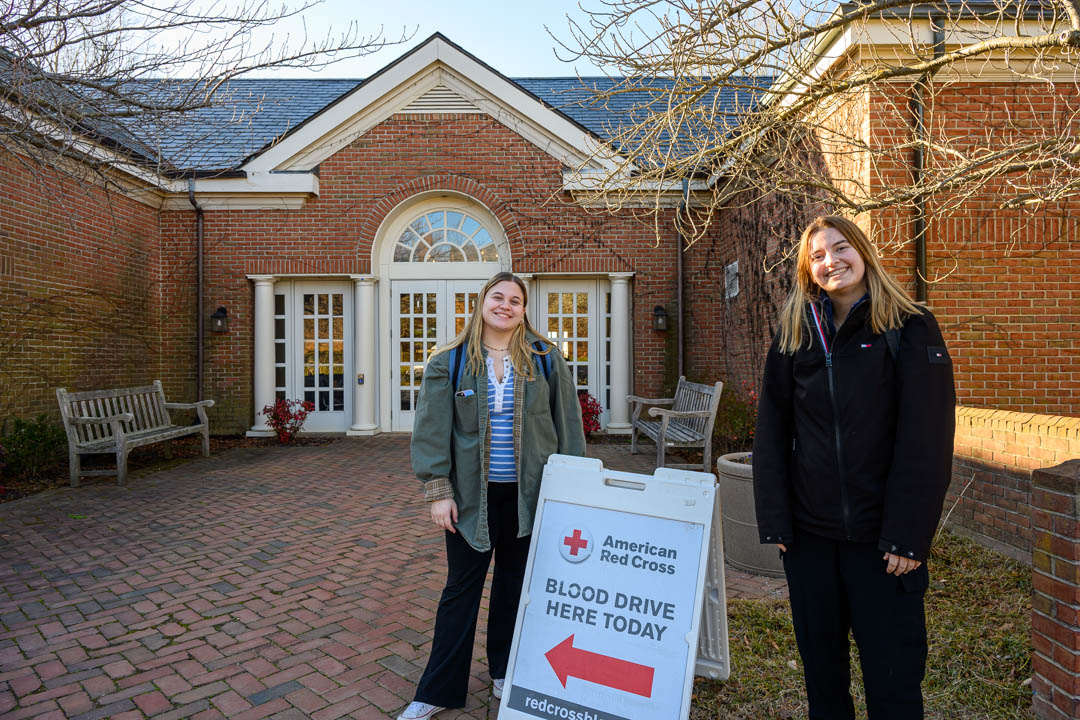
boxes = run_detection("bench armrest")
[165,400,215,410]
[648,407,714,419]
[70,413,134,425]
[626,396,674,407]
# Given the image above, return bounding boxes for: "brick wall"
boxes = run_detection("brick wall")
[945,408,1080,563]
[160,114,681,432]
[0,152,162,423]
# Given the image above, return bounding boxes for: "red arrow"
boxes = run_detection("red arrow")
[544,634,655,698]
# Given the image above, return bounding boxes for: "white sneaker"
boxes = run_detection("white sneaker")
[492,678,505,699]
[397,701,444,720]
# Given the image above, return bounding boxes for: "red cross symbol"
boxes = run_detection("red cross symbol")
[563,529,588,556]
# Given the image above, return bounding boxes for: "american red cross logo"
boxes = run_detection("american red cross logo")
[563,529,589,556]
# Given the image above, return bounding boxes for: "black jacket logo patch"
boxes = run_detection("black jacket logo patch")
[928,346,950,364]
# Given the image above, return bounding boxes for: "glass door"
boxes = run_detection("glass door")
[291,282,352,432]
[391,280,482,431]
[536,279,611,428]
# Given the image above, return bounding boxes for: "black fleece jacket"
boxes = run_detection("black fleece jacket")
[752,302,956,562]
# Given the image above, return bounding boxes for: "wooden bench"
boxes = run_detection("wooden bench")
[628,376,723,473]
[56,381,214,486]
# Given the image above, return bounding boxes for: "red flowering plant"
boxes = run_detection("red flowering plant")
[261,398,315,444]
[577,390,603,435]
[712,380,758,455]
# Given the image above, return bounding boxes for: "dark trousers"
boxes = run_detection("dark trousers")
[782,531,929,720]
[413,482,530,708]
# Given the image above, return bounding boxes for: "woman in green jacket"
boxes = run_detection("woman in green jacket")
[398,272,586,720]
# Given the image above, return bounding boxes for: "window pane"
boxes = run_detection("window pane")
[463,245,478,261]
[427,293,437,314]
[479,243,498,261]
[304,294,314,314]
[427,212,444,229]
[275,367,285,387]
[333,366,343,388]
[318,294,328,315]
[547,294,558,313]
[304,318,314,340]
[400,391,411,411]
[275,343,285,363]
[410,216,429,235]
[333,390,344,411]
[462,216,480,236]
[577,293,588,313]
[319,391,329,412]
[333,295,342,317]
[576,365,588,385]
[577,318,588,337]
[333,317,342,338]
[305,390,315,404]
[319,318,328,338]
[275,294,285,315]
[562,293,572,313]
[447,211,464,229]
[275,318,285,339]
[400,294,410,313]
[413,294,423,313]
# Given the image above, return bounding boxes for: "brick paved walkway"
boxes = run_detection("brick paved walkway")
[0,436,786,720]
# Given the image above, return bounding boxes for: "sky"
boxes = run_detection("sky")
[245,0,610,78]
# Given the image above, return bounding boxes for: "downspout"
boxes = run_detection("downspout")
[910,14,945,302]
[187,179,205,401]
[677,177,688,378]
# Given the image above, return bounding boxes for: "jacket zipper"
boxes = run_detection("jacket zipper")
[824,351,853,539]
[810,301,853,540]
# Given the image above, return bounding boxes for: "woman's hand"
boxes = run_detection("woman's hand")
[431,498,458,534]
[884,552,921,575]
[777,543,787,553]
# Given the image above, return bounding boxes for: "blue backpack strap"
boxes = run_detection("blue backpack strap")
[451,340,467,392]
[532,340,551,381]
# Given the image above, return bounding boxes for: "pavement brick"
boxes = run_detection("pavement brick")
[0,436,785,719]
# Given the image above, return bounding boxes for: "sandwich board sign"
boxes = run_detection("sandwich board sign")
[499,454,717,720]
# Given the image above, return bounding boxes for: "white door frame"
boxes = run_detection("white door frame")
[290,280,353,432]
[534,277,612,428]
[373,192,511,432]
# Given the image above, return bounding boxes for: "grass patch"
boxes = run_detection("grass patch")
[691,532,1031,719]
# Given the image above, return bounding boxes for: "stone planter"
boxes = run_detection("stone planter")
[716,452,785,578]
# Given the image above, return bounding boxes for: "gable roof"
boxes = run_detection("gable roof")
[110,34,768,173]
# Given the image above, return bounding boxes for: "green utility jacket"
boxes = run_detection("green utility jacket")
[410,335,587,552]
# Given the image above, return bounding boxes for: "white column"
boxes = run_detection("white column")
[348,275,380,436]
[518,273,537,329]
[606,273,633,433]
[248,275,276,436]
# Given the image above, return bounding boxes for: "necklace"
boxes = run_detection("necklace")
[483,343,509,352]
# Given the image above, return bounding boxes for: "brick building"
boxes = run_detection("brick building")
[1,32,1075,438]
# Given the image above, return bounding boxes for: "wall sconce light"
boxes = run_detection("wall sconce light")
[653,305,669,332]
[210,307,229,333]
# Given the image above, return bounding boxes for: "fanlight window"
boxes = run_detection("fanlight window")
[394,210,498,263]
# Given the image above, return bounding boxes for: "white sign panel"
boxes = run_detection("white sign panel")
[500,455,716,720]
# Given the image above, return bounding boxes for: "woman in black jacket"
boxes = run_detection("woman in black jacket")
[753,215,955,720]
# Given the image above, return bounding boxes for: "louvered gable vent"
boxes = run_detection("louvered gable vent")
[400,84,479,113]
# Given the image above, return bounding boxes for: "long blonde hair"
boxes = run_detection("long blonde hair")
[435,272,553,378]
[777,216,922,354]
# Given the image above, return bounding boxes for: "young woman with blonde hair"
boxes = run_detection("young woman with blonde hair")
[399,272,586,720]
[754,216,955,719]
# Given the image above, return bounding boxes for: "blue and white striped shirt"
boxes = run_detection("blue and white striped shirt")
[486,355,517,483]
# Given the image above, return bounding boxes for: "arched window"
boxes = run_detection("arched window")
[393,210,499,263]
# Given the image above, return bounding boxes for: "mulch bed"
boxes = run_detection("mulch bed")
[0,435,334,505]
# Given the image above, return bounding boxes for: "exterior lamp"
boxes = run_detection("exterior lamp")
[652,305,669,332]
[210,307,229,333]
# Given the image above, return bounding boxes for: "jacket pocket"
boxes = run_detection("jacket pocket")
[454,394,479,433]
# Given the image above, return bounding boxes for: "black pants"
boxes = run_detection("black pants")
[782,531,929,720]
[413,482,530,708]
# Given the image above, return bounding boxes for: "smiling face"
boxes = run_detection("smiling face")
[808,227,867,299]
[481,280,526,334]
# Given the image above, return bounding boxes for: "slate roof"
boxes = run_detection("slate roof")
[115,74,770,173]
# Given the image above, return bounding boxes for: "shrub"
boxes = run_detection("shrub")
[261,398,314,444]
[713,380,758,455]
[577,390,603,435]
[1,414,67,479]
